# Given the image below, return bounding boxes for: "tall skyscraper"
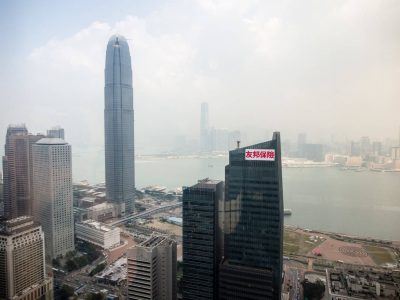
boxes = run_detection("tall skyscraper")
[32,138,74,260]
[2,125,43,219]
[182,179,224,300]
[200,102,210,152]
[219,132,284,300]
[46,126,65,140]
[127,235,177,300]
[0,216,53,299]
[104,34,135,215]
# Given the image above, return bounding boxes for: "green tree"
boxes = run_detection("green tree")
[52,258,60,267]
[89,262,106,276]
[65,259,78,272]
[59,284,75,299]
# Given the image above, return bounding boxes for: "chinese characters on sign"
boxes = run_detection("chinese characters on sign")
[245,149,275,161]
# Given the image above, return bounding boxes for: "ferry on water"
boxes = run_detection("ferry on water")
[284,209,292,216]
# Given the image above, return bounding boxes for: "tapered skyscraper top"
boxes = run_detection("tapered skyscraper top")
[104,34,135,215]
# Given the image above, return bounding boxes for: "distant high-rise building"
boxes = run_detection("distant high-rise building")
[398,126,400,146]
[32,138,74,260]
[297,133,306,146]
[182,179,224,300]
[391,147,400,160]
[104,34,135,215]
[297,133,307,157]
[350,141,361,156]
[127,235,177,300]
[303,143,324,162]
[0,216,53,299]
[360,136,371,156]
[372,141,382,156]
[47,126,65,139]
[0,176,3,217]
[200,102,210,152]
[219,133,284,300]
[2,125,43,219]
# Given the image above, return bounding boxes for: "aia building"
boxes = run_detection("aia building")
[219,132,284,300]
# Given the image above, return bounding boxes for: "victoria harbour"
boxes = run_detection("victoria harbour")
[73,150,400,241]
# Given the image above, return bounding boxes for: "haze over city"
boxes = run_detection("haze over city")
[1,0,400,156]
[1,1,400,300]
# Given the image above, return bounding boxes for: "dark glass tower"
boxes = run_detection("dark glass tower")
[219,132,284,300]
[182,179,224,300]
[104,35,135,215]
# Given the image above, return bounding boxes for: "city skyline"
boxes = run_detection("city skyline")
[0,2,399,299]
[1,1,400,157]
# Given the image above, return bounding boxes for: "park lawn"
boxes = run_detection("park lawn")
[284,229,323,256]
[364,245,395,266]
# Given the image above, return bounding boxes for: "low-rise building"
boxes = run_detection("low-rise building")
[95,257,127,286]
[327,268,400,299]
[75,219,120,249]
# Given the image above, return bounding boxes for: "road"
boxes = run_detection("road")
[287,268,302,300]
[109,202,182,226]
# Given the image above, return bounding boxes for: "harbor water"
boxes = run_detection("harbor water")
[73,151,400,241]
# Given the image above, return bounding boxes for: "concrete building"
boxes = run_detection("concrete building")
[391,146,400,160]
[219,133,284,300]
[86,202,118,222]
[372,141,382,156]
[46,126,65,140]
[182,179,224,300]
[0,216,53,300]
[104,35,135,215]
[95,257,127,286]
[75,219,120,249]
[32,138,74,260]
[326,269,400,299]
[2,125,44,219]
[127,235,177,300]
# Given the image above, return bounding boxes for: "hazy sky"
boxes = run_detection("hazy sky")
[1,0,399,156]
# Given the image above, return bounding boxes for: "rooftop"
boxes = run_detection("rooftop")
[0,216,38,235]
[78,219,115,233]
[191,178,223,190]
[140,235,174,248]
[327,268,400,299]
[36,138,67,145]
[86,202,115,211]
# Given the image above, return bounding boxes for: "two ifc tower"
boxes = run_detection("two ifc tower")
[104,35,135,215]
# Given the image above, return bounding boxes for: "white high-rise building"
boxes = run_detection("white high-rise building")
[127,235,177,300]
[32,138,74,260]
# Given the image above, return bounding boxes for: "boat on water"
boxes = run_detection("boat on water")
[284,209,292,216]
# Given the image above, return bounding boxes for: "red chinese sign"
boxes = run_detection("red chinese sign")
[245,149,275,161]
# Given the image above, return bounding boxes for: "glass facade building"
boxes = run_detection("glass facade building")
[2,125,44,219]
[104,35,135,214]
[182,179,224,300]
[219,132,284,300]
